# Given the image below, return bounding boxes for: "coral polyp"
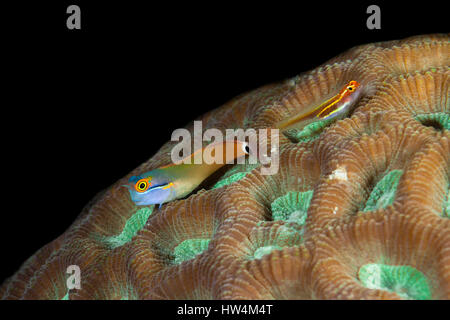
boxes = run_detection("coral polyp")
[358,263,432,300]
[1,34,449,300]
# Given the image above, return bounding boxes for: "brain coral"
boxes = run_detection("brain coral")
[1,34,449,300]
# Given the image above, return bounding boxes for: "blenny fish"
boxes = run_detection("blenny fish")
[123,139,250,207]
[276,80,362,131]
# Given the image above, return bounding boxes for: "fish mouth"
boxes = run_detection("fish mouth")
[133,199,152,206]
[135,202,156,207]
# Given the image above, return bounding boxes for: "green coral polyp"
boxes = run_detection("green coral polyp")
[212,163,259,189]
[283,117,339,143]
[363,170,403,212]
[102,207,154,249]
[358,263,432,300]
[213,172,249,189]
[252,245,283,259]
[271,191,313,225]
[250,225,302,260]
[414,112,450,130]
[173,239,210,264]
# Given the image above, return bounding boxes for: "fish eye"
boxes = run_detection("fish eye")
[135,179,150,192]
[242,143,250,154]
[347,86,354,91]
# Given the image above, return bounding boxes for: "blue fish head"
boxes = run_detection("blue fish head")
[123,173,173,206]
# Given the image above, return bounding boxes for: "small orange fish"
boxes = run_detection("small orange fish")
[277,80,362,131]
[123,139,250,207]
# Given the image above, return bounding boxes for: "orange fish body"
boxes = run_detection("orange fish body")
[124,139,250,207]
[277,80,362,131]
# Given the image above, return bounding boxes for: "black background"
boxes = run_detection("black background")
[1,1,447,286]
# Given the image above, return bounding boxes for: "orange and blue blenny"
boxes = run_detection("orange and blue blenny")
[124,80,362,207]
[123,140,250,207]
[277,80,362,130]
